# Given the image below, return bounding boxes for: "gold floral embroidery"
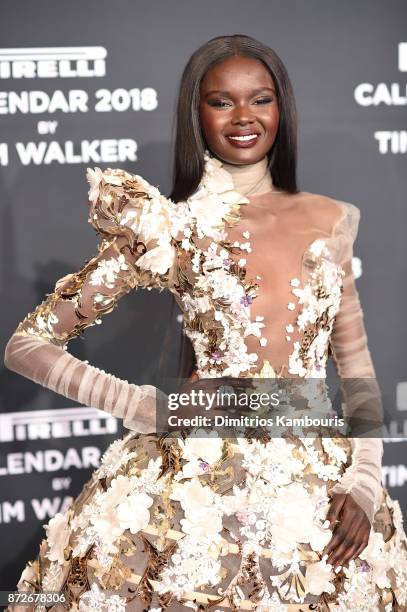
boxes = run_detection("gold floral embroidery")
[15,237,166,347]
[287,240,345,378]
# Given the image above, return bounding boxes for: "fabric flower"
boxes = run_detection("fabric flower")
[116,492,153,534]
[180,430,223,465]
[17,562,37,590]
[78,583,126,611]
[96,435,138,478]
[308,239,326,257]
[89,254,129,288]
[101,475,133,509]
[86,167,105,204]
[136,243,174,275]
[170,478,215,513]
[43,512,71,565]
[170,478,223,538]
[188,192,231,237]
[267,482,315,553]
[202,159,234,193]
[305,558,335,595]
[180,506,223,538]
[91,507,123,543]
[119,210,169,246]
[308,523,332,552]
[359,531,391,589]
[86,167,122,204]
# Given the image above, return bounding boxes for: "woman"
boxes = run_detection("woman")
[4,34,407,610]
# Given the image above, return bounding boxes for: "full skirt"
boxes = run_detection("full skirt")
[8,429,407,612]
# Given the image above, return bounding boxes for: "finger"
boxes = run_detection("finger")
[339,538,367,569]
[339,543,363,568]
[323,523,343,558]
[327,531,357,568]
[325,494,347,530]
[322,497,347,557]
[323,510,354,558]
[328,519,368,568]
[336,505,371,566]
[342,534,370,567]
[326,505,362,566]
[325,523,349,563]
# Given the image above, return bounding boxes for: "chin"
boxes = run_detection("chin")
[222,147,268,165]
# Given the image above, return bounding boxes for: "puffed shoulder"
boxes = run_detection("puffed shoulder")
[323,199,361,267]
[86,167,176,276]
[333,199,361,244]
[297,192,361,246]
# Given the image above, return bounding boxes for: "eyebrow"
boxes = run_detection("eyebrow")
[204,87,276,97]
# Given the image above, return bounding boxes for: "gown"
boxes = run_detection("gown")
[4,152,407,611]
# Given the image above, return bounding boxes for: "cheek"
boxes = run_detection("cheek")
[263,107,280,131]
[260,109,280,144]
[199,107,226,141]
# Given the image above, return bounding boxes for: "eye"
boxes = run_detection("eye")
[206,96,274,109]
[207,99,231,108]
[254,97,273,105]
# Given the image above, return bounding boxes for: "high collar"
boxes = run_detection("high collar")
[220,155,274,197]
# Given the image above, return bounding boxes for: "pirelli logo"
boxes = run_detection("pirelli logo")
[0,46,107,79]
[0,407,118,442]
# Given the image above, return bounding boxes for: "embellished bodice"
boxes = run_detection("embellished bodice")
[162,154,356,380]
[14,151,361,382]
[198,194,346,379]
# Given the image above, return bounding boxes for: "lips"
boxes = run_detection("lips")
[227,134,258,142]
[226,131,260,138]
[225,132,261,148]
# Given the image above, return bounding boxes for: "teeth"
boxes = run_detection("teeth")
[228,134,258,141]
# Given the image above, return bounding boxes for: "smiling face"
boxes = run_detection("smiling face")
[199,55,280,165]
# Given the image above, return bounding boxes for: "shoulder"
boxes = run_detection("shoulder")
[86,166,174,236]
[85,167,175,276]
[86,166,168,207]
[290,191,360,240]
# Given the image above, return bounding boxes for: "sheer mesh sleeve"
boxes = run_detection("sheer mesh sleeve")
[328,201,384,525]
[4,167,175,433]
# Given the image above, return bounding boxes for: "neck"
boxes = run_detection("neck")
[221,155,274,196]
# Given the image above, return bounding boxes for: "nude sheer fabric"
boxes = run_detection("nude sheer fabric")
[326,204,384,524]
[4,196,169,434]
[225,189,341,378]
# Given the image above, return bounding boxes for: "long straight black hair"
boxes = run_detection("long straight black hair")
[160,34,299,381]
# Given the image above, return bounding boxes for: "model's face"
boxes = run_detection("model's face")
[199,56,280,165]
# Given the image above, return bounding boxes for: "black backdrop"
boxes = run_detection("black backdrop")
[1,0,406,591]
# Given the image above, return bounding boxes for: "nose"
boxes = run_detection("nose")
[231,101,256,125]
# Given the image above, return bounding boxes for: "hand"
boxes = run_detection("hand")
[322,492,371,571]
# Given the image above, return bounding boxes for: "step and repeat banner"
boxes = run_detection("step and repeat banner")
[0,0,406,592]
